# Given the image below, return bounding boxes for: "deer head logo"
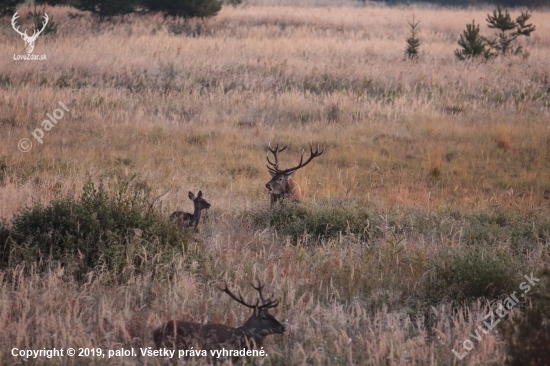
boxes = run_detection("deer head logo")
[11,11,49,54]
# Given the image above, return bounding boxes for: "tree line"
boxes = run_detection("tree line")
[372,0,549,7]
[1,0,227,19]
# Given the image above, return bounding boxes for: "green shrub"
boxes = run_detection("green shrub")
[461,209,550,252]
[421,247,521,306]
[244,201,379,243]
[0,177,192,281]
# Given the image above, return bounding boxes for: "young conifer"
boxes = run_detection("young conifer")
[486,7,536,56]
[454,20,495,61]
[405,14,421,60]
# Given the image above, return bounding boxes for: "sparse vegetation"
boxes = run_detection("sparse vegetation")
[1,3,550,365]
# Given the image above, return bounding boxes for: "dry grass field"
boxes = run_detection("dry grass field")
[1,1,550,365]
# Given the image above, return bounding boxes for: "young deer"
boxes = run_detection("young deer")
[170,191,211,233]
[153,282,285,363]
[265,143,325,207]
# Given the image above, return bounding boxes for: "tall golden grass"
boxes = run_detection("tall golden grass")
[0,2,549,365]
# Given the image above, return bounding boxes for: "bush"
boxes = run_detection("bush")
[421,247,520,306]
[142,0,222,19]
[461,209,550,252]
[74,0,139,18]
[0,0,23,16]
[244,201,379,243]
[0,177,192,281]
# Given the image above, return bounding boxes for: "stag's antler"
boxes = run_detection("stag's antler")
[220,283,260,309]
[268,145,325,175]
[252,280,279,310]
[220,281,279,311]
[266,143,288,172]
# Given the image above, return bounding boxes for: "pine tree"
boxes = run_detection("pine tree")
[405,14,421,60]
[454,20,495,61]
[486,7,536,56]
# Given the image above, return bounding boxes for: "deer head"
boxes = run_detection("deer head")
[220,281,285,341]
[189,190,211,215]
[11,11,49,54]
[265,143,324,206]
[153,281,285,362]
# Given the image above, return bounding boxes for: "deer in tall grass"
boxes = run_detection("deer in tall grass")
[170,191,210,233]
[153,281,285,363]
[265,143,325,207]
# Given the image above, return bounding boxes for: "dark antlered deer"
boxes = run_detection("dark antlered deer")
[265,143,324,207]
[153,282,285,363]
[170,191,210,233]
[11,11,49,54]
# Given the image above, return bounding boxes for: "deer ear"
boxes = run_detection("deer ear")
[197,190,203,199]
[286,171,295,178]
[188,191,195,200]
[269,171,277,178]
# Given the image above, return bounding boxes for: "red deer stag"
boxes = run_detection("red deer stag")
[153,281,285,363]
[170,191,210,233]
[265,143,324,206]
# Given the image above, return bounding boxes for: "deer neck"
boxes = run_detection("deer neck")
[286,178,302,200]
[192,208,201,228]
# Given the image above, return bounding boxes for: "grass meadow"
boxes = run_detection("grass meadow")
[1,1,550,364]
